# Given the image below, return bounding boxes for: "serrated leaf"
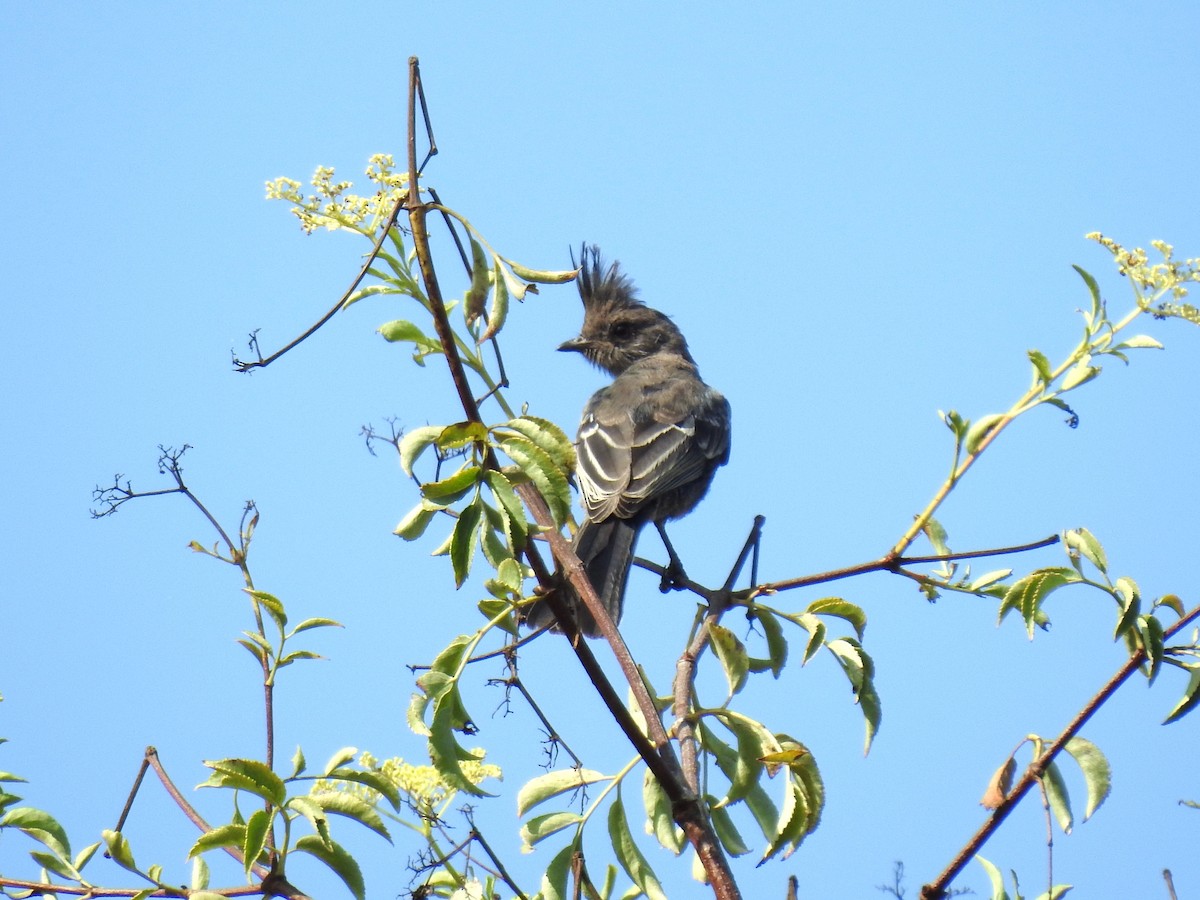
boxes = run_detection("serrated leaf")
[295,834,365,900]
[188,823,245,859]
[709,623,749,696]
[245,589,287,630]
[608,793,666,900]
[485,469,530,552]
[200,758,287,807]
[323,769,402,812]
[242,809,271,878]
[517,768,609,817]
[1138,614,1166,683]
[500,435,571,527]
[393,501,439,540]
[30,850,81,882]
[1042,760,1073,834]
[1000,567,1078,637]
[712,712,776,808]
[287,795,330,846]
[698,722,779,842]
[309,791,391,842]
[421,464,481,504]
[806,597,867,640]
[497,416,577,474]
[1063,737,1110,820]
[969,569,1013,592]
[539,842,576,900]
[520,811,583,850]
[323,747,359,774]
[450,499,483,587]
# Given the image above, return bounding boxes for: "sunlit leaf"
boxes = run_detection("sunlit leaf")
[295,834,365,900]
[199,758,286,807]
[517,768,610,817]
[1063,737,1110,821]
[608,792,666,900]
[242,809,271,878]
[1042,760,1073,834]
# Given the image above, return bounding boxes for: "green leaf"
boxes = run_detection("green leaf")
[191,855,210,891]
[101,829,137,873]
[287,795,331,846]
[709,622,749,696]
[295,834,365,900]
[503,258,579,284]
[539,842,576,900]
[1163,667,1200,725]
[698,722,779,843]
[324,747,359,774]
[707,797,750,857]
[1000,567,1079,637]
[1060,357,1100,392]
[608,792,667,900]
[485,470,530,552]
[200,758,287,807]
[519,811,583,850]
[497,416,577,474]
[1064,528,1107,574]
[1137,614,1166,683]
[393,501,439,540]
[642,769,684,854]
[1072,264,1102,322]
[421,464,482,504]
[288,617,343,637]
[969,569,1013,592]
[450,498,483,587]
[309,791,391,842]
[826,638,881,752]
[517,768,610,817]
[246,589,287,630]
[709,711,776,808]
[806,597,867,640]
[478,258,510,342]
[1113,334,1163,351]
[1063,737,1110,820]
[188,823,245,859]
[1042,760,1073,834]
[1028,348,1053,385]
[965,413,1006,456]
[0,808,71,860]
[242,808,271,878]
[322,769,402,812]
[377,320,442,360]
[500,434,571,526]
[398,424,445,477]
[747,606,788,677]
[975,854,1011,900]
[30,850,81,882]
[463,237,490,327]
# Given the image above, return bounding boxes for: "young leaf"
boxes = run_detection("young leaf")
[520,811,583,850]
[1028,348,1053,385]
[398,424,445,477]
[1000,567,1079,637]
[964,413,1006,456]
[608,792,667,900]
[1063,737,1110,821]
[294,834,365,900]
[242,808,271,878]
[517,768,610,817]
[462,237,491,327]
[1064,528,1107,574]
[309,791,391,842]
[709,622,749,696]
[188,823,245,859]
[503,258,579,284]
[1042,760,1073,834]
[478,258,509,343]
[323,747,358,774]
[642,770,684,854]
[200,758,287,807]
[974,854,1011,900]
[101,829,138,873]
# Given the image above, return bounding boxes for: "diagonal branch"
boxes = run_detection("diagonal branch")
[920,600,1200,899]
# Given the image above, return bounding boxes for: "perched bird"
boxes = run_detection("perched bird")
[526,246,731,637]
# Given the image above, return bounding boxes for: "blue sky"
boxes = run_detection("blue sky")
[4,2,1200,898]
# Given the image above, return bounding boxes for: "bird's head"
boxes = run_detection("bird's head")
[558,245,692,376]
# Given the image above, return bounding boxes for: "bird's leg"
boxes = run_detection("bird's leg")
[654,521,689,592]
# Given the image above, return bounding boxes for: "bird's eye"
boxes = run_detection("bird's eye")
[610,321,633,340]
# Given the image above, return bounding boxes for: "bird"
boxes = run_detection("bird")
[525,245,731,637]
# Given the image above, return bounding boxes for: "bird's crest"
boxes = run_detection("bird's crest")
[575,244,642,312]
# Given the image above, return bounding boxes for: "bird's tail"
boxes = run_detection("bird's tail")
[524,518,640,637]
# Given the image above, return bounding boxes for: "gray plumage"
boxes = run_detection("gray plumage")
[526,246,731,636]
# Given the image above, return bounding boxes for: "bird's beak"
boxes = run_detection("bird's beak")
[558,336,589,354]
